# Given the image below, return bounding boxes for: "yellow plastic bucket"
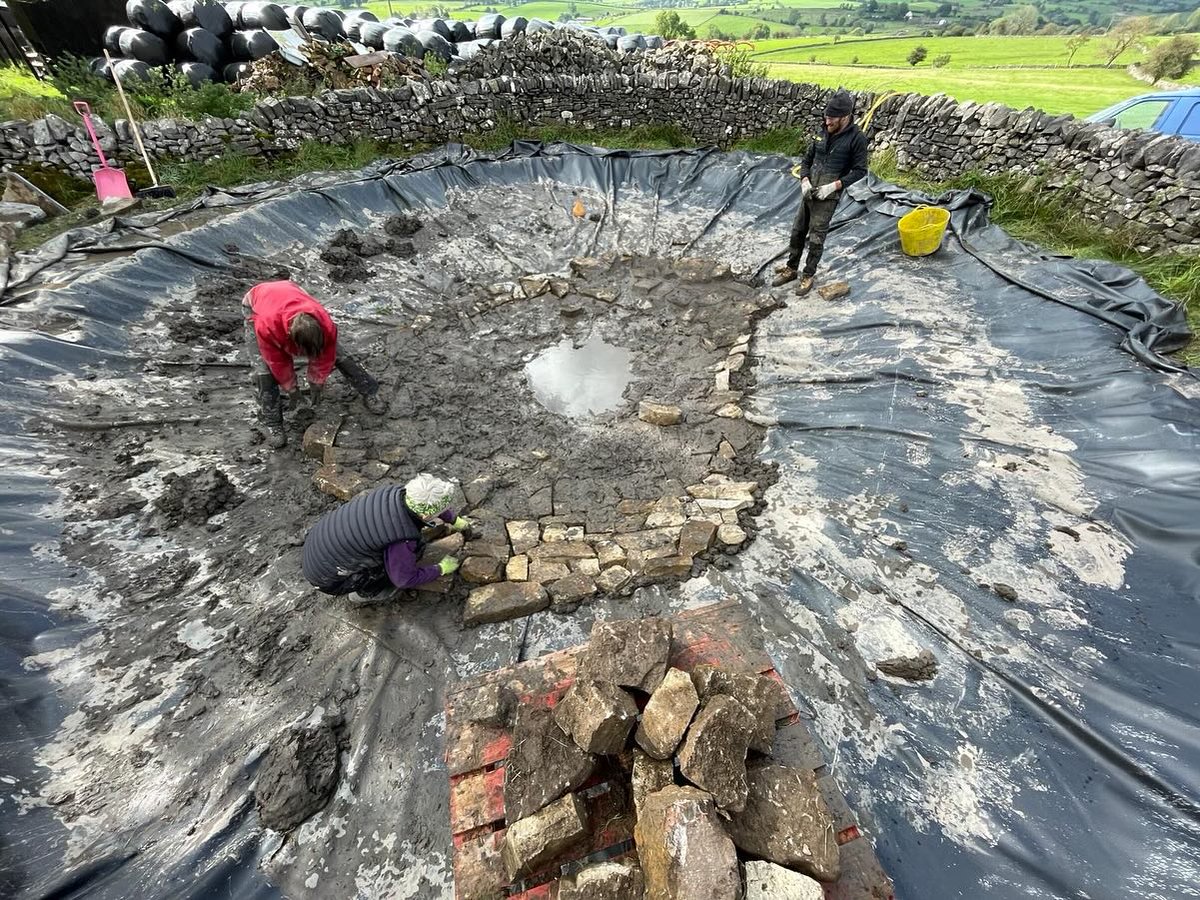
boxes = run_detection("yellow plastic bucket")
[897,205,950,257]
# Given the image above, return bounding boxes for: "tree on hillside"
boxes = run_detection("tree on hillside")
[1099,16,1153,67]
[654,10,697,40]
[1144,35,1198,82]
[906,45,928,65]
[1064,33,1090,67]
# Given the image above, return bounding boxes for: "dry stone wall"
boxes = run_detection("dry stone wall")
[2,33,1198,251]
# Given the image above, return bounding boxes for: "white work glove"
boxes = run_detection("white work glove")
[815,181,840,201]
[800,177,812,198]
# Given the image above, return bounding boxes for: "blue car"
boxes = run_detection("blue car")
[1085,89,1200,141]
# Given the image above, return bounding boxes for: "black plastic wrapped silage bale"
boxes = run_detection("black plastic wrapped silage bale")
[239,2,288,29]
[448,20,471,42]
[500,16,527,38]
[301,8,344,41]
[223,60,252,81]
[103,26,129,55]
[127,0,182,38]
[475,13,504,39]
[417,30,452,62]
[358,21,389,49]
[176,27,226,67]
[112,58,155,84]
[119,28,171,65]
[382,26,423,57]
[230,28,277,60]
[177,61,217,85]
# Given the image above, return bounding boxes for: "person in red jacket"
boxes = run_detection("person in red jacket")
[243,280,386,448]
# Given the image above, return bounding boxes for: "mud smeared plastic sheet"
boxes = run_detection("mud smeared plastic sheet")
[1,143,1199,899]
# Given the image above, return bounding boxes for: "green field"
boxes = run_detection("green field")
[765,63,1149,115]
[751,33,1164,68]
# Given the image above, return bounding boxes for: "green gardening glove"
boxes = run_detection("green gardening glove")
[438,556,460,576]
[451,516,473,533]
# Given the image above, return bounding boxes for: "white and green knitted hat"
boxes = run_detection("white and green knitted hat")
[404,473,454,519]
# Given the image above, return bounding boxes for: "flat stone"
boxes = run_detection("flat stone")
[302,420,341,460]
[419,532,464,565]
[636,667,700,759]
[677,695,753,812]
[596,564,632,593]
[818,280,850,301]
[463,582,549,626]
[715,403,743,419]
[631,749,676,819]
[645,496,686,528]
[519,274,551,298]
[529,558,572,584]
[501,792,589,881]
[504,704,595,821]
[635,786,741,900]
[696,498,753,513]
[595,540,629,571]
[876,649,938,682]
[691,664,788,755]
[558,859,646,900]
[687,480,757,500]
[679,519,717,558]
[717,524,747,547]
[579,617,671,694]
[643,555,694,579]
[312,466,365,501]
[638,400,683,426]
[573,557,601,576]
[548,573,598,608]
[553,679,638,754]
[726,764,840,883]
[506,554,530,581]
[462,539,511,561]
[461,555,503,584]
[614,530,678,554]
[744,860,824,900]
[543,523,585,542]
[506,520,541,554]
[528,541,596,559]
[717,439,737,459]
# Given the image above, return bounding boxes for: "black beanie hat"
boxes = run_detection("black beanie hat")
[824,89,854,117]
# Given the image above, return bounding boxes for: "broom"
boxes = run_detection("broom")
[103,50,177,200]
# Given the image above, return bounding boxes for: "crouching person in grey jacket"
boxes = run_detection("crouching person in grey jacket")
[301,474,471,604]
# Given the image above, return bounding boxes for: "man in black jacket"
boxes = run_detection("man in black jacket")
[773,89,870,295]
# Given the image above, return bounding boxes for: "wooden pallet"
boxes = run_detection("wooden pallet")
[445,599,894,899]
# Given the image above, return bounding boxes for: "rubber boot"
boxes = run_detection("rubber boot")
[336,353,386,414]
[255,373,287,448]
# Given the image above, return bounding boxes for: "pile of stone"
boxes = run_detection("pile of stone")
[449,30,734,83]
[495,617,840,898]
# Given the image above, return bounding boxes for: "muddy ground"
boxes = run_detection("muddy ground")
[33,195,792,896]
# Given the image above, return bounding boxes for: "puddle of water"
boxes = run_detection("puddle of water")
[524,332,634,418]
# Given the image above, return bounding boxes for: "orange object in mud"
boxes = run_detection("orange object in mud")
[571,198,585,218]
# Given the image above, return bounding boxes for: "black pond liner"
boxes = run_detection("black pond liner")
[0,143,1198,899]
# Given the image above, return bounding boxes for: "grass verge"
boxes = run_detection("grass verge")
[872,148,1200,363]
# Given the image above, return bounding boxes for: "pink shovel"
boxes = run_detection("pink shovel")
[73,100,132,202]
